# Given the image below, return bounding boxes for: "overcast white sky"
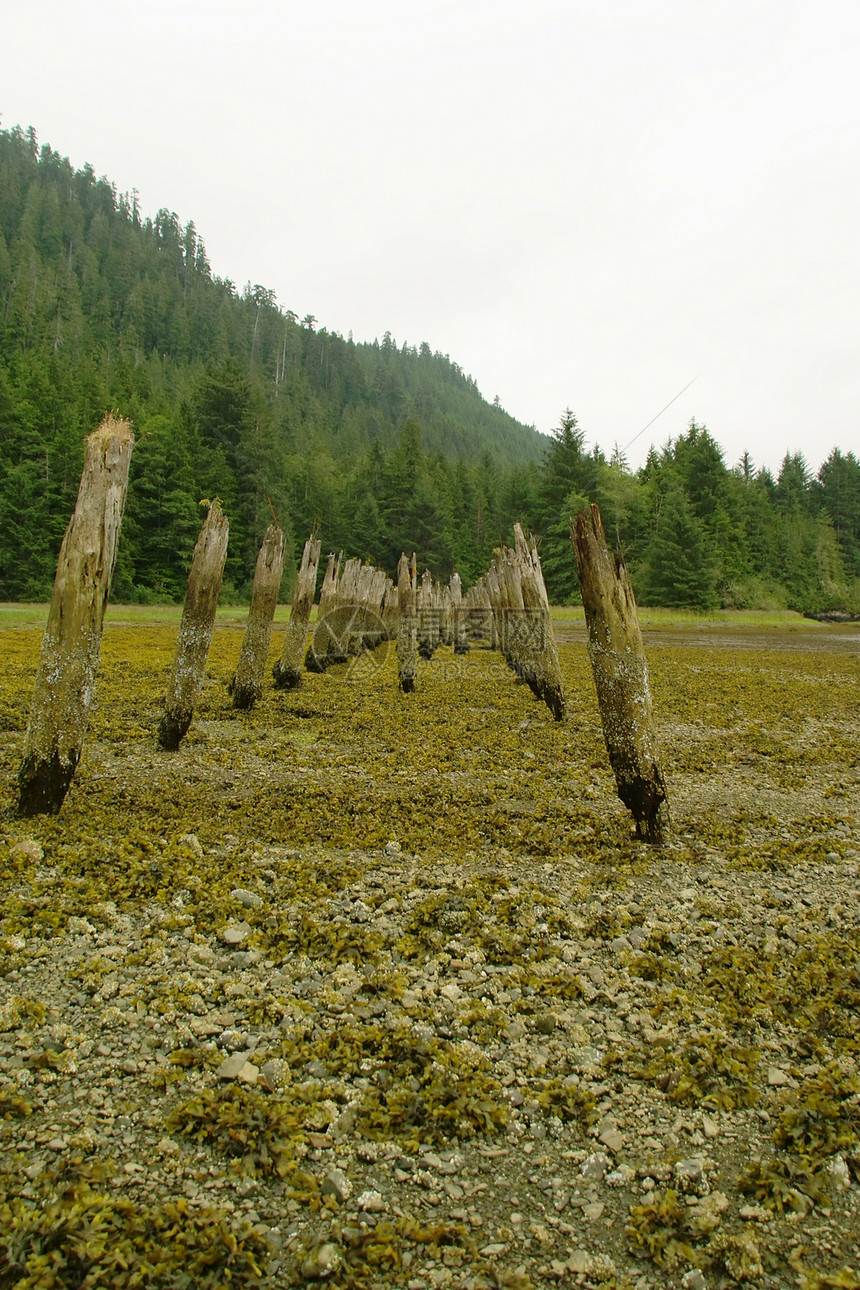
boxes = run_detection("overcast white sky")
[4,0,859,474]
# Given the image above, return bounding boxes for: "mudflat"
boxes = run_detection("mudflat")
[1,621,858,1288]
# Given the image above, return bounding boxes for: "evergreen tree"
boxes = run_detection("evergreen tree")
[638,482,718,609]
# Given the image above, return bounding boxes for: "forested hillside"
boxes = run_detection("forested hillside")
[1,124,858,613]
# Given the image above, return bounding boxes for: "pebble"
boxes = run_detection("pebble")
[322,1169,352,1203]
[216,1051,253,1079]
[300,1242,341,1279]
[10,839,44,861]
[701,1114,719,1139]
[230,888,263,909]
[581,1152,611,1180]
[568,1251,592,1274]
[357,1188,386,1212]
[220,922,252,945]
[178,833,204,857]
[597,1119,623,1154]
[260,1059,289,1090]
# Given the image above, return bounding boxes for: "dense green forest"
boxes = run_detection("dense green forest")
[1,124,858,613]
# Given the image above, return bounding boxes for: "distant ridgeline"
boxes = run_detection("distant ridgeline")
[1,124,858,614]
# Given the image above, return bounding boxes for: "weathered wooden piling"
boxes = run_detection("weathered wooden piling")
[158,503,229,751]
[381,580,400,644]
[273,534,321,689]
[365,567,389,650]
[350,564,376,655]
[328,557,361,664]
[571,503,669,843]
[305,552,340,672]
[513,523,566,721]
[18,415,134,816]
[397,553,417,692]
[451,572,468,654]
[229,523,286,709]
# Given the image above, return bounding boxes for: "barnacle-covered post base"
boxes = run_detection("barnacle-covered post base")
[570,503,669,844]
[18,415,133,816]
[158,504,229,750]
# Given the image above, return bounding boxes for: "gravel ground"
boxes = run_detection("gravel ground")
[1,623,858,1289]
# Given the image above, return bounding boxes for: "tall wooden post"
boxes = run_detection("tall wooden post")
[366,567,388,650]
[158,504,229,751]
[273,534,321,689]
[18,415,134,816]
[397,553,417,693]
[451,572,468,654]
[571,503,669,843]
[349,564,376,654]
[513,523,566,721]
[229,523,285,709]
[305,552,340,672]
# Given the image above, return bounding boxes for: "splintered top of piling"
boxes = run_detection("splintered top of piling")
[89,414,133,448]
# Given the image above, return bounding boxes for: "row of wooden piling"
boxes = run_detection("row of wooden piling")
[15,414,669,844]
[465,524,566,721]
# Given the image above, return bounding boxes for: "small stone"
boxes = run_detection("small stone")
[598,1119,623,1153]
[535,1013,557,1035]
[322,1169,352,1203]
[384,840,402,856]
[177,832,204,857]
[67,916,95,935]
[767,1065,789,1086]
[307,1132,333,1149]
[571,1045,603,1070]
[300,1242,341,1280]
[217,1051,252,1079]
[568,1251,592,1274]
[237,1061,259,1085]
[440,983,461,1003]
[357,1188,386,1212]
[230,888,263,909]
[828,1156,851,1191]
[701,1114,719,1139]
[582,1202,604,1221]
[580,1152,611,1180]
[479,1243,508,1257]
[260,1059,289,1090]
[682,1271,707,1290]
[10,839,44,862]
[220,922,251,946]
[401,990,420,1009]
[738,1205,770,1222]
